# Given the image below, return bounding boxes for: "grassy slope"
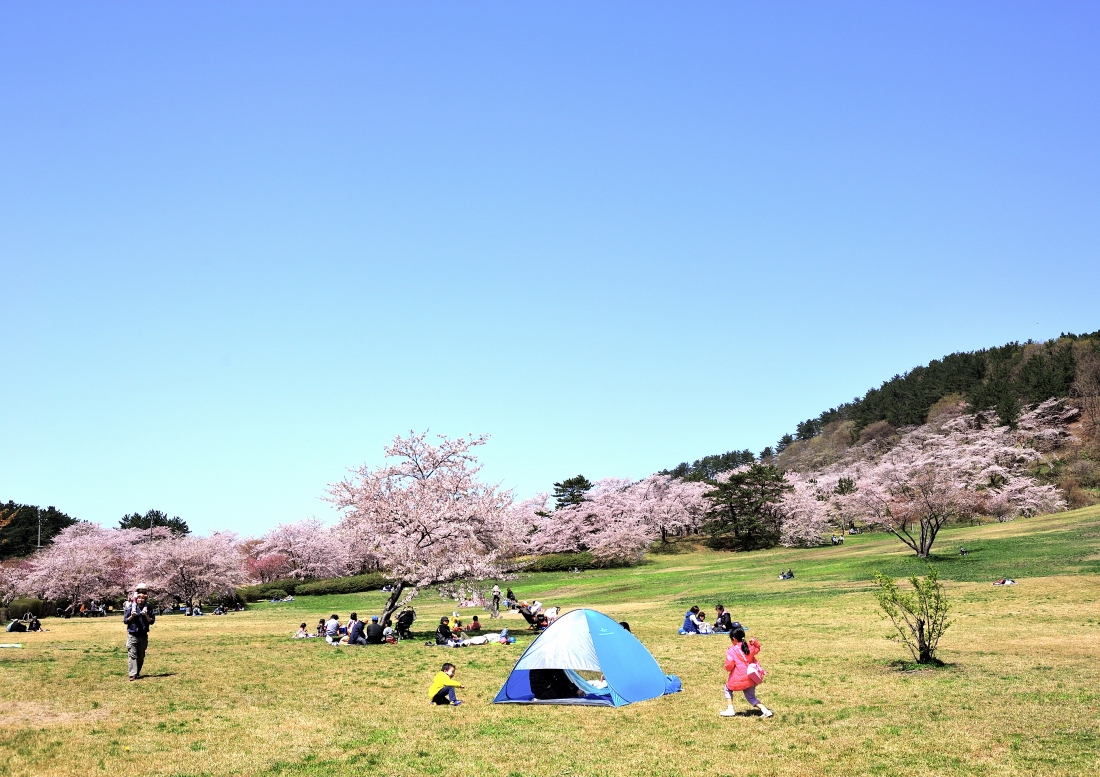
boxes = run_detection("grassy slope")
[2,506,1099,777]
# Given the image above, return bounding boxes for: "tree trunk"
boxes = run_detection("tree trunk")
[379,582,406,626]
[661,526,667,544]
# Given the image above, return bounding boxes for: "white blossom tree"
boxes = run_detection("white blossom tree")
[328,431,514,625]
[255,518,350,580]
[135,532,247,606]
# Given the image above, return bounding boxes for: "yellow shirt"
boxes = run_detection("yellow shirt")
[428,671,460,700]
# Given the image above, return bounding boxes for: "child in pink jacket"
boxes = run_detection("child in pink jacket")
[721,625,772,718]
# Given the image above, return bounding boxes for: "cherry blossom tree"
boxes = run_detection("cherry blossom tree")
[135,532,247,606]
[246,552,292,583]
[776,472,833,547]
[796,400,1068,556]
[18,523,155,604]
[255,518,350,580]
[633,474,709,542]
[0,562,25,606]
[327,431,514,625]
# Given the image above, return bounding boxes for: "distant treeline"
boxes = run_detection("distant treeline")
[0,502,78,560]
[667,330,1100,478]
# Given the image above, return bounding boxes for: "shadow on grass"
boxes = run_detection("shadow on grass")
[883,658,954,673]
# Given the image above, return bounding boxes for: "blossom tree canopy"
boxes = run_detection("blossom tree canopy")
[800,400,1069,556]
[18,523,162,605]
[135,532,246,606]
[255,518,350,580]
[327,431,514,624]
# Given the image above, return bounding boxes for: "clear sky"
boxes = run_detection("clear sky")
[2,3,1098,537]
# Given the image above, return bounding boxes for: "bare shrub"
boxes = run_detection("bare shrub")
[859,420,897,446]
[925,394,968,430]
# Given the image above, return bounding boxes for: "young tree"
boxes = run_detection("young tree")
[702,464,792,551]
[118,509,190,536]
[328,432,514,625]
[873,567,951,665]
[136,532,246,606]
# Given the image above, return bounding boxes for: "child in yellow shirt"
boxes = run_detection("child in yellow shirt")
[428,662,464,706]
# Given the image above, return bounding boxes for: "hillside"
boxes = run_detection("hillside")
[667,332,1100,508]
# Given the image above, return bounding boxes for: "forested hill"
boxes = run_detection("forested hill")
[666,330,1100,480]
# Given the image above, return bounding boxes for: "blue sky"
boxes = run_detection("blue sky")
[2,3,1098,537]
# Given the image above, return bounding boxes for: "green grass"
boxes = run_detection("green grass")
[2,505,1099,776]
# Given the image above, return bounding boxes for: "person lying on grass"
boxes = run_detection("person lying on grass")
[429,663,464,707]
[721,627,772,718]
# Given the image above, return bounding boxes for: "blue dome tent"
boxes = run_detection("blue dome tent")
[492,608,682,706]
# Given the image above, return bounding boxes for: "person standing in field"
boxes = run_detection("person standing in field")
[720,626,772,718]
[124,584,156,681]
[492,584,501,611]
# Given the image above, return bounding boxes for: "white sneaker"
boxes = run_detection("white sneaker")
[719,707,736,717]
[759,705,773,718]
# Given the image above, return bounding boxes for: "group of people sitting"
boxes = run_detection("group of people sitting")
[295,612,398,644]
[830,534,845,545]
[778,568,794,580]
[679,604,738,635]
[5,614,44,633]
[434,615,515,647]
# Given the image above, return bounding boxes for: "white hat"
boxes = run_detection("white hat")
[134,583,149,592]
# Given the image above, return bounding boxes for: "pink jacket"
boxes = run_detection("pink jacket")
[724,638,761,691]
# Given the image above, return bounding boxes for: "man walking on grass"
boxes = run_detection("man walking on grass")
[124,583,156,681]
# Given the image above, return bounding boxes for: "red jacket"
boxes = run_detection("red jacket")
[724,638,761,691]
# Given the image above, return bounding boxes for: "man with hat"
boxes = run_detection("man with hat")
[124,584,156,681]
[365,615,385,644]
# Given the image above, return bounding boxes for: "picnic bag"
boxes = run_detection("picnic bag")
[746,660,766,685]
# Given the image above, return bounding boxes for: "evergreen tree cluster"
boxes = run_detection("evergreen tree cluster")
[662,449,756,482]
[788,331,1100,445]
[0,501,78,560]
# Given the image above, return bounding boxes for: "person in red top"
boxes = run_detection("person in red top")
[721,625,772,718]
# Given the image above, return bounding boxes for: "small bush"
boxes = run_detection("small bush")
[295,573,386,596]
[873,566,951,665]
[264,589,289,600]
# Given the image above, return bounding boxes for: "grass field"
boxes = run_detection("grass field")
[3,505,1100,777]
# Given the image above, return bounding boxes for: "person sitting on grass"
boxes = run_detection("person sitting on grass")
[366,616,385,644]
[325,614,341,644]
[714,605,733,633]
[680,605,701,634]
[429,662,464,706]
[294,623,310,638]
[316,618,326,637]
[451,619,464,639]
[436,617,457,647]
[347,613,367,645]
[466,616,482,633]
[721,627,772,719]
[697,611,714,634]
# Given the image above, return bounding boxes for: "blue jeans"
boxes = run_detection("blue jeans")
[432,686,457,705]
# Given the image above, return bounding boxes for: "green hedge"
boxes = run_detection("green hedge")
[294,573,386,596]
[238,577,305,602]
[238,573,387,602]
[521,552,635,573]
